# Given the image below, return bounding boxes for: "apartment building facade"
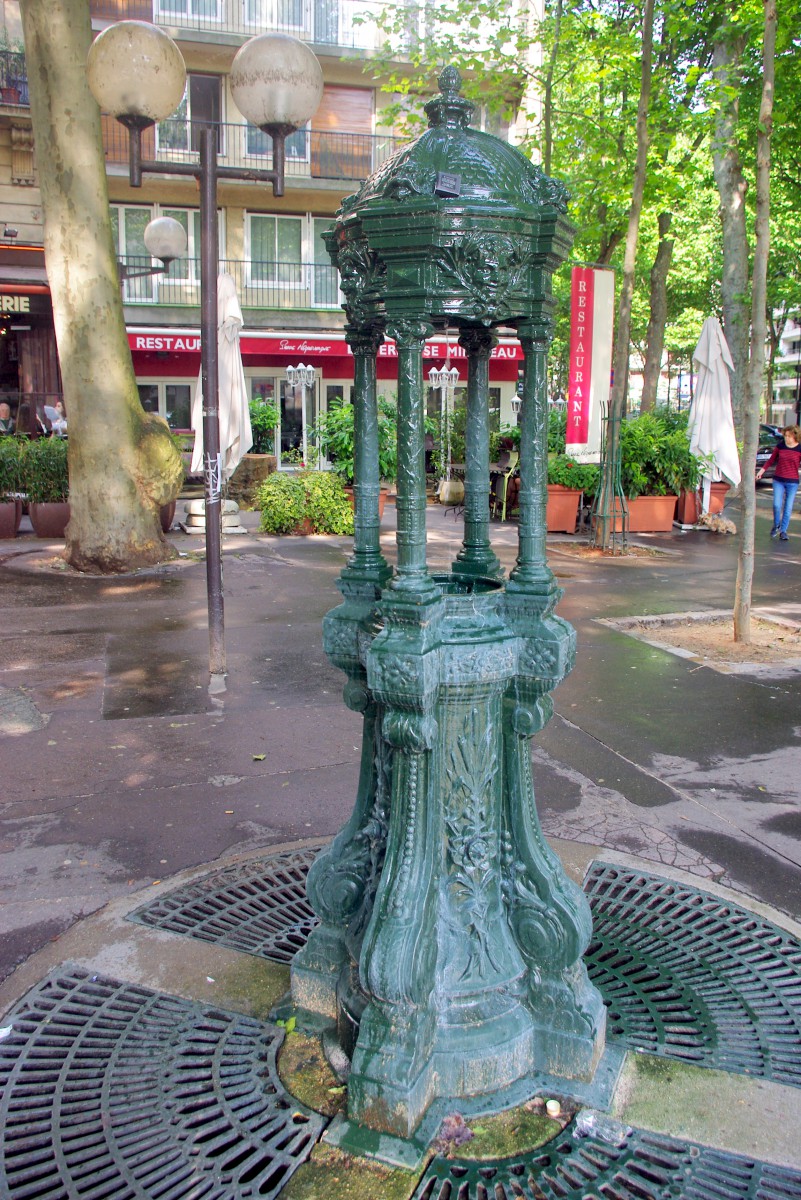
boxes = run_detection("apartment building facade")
[0,0,525,459]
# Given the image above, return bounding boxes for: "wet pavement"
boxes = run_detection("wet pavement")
[0,486,800,992]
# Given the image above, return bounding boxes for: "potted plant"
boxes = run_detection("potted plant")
[311,396,397,517]
[619,409,700,532]
[547,455,599,533]
[21,435,70,538]
[0,436,22,537]
[256,469,354,536]
[228,396,279,506]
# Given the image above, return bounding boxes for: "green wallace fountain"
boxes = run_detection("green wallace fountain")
[290,68,609,1152]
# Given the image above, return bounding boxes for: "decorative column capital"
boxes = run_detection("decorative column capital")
[516,318,553,347]
[458,327,497,359]
[386,319,434,349]
[345,325,385,357]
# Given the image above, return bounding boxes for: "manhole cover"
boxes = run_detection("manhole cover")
[413,1123,801,1200]
[0,966,327,1200]
[129,846,320,963]
[585,863,801,1085]
[128,851,801,1088]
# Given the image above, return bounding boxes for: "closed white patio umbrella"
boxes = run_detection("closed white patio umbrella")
[689,317,741,513]
[191,273,253,482]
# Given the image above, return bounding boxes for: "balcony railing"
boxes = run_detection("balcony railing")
[0,51,28,105]
[119,256,342,310]
[102,118,404,182]
[90,0,382,51]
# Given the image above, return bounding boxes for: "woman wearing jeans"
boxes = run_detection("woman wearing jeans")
[757,424,801,541]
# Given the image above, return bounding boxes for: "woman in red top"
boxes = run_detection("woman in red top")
[757,424,801,540]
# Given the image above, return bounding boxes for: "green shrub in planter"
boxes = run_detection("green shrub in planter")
[547,454,600,495]
[311,396,398,484]
[0,436,22,498]
[256,470,354,535]
[20,436,69,502]
[620,409,702,498]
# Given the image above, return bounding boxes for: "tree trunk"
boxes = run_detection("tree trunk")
[595,0,655,550]
[734,0,776,643]
[640,211,674,412]
[712,30,749,436]
[542,0,563,176]
[19,0,183,573]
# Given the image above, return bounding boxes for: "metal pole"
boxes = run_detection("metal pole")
[199,123,225,678]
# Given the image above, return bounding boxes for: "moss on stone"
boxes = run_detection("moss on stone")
[280,1143,419,1200]
[278,1033,347,1117]
[211,957,290,1020]
[450,1106,563,1160]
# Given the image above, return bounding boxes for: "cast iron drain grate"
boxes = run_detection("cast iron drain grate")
[584,862,801,1086]
[412,1123,801,1200]
[128,851,801,1088]
[0,966,327,1200]
[129,846,320,963]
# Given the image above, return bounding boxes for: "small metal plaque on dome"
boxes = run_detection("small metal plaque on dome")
[435,171,461,197]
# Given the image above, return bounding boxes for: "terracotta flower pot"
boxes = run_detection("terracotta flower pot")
[675,489,701,526]
[627,494,677,532]
[29,501,70,539]
[0,497,22,538]
[546,485,582,533]
[707,482,730,514]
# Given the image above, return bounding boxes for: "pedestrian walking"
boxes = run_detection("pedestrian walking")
[757,424,801,541]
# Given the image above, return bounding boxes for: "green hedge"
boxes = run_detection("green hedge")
[0,436,22,499]
[20,436,70,503]
[256,469,354,535]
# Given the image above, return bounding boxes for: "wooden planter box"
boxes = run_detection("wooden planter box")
[546,485,582,533]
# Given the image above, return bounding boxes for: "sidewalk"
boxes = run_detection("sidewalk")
[1,489,801,1194]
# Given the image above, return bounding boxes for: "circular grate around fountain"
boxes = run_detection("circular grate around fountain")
[584,862,801,1086]
[0,966,327,1200]
[127,850,801,1088]
[129,845,320,963]
[412,1123,801,1200]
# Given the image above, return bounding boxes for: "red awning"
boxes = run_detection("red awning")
[127,329,523,362]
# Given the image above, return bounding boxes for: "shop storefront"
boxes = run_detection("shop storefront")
[127,326,523,467]
[0,244,61,435]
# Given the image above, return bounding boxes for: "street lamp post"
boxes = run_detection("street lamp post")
[87,20,323,679]
[428,364,459,480]
[117,215,188,283]
[285,363,317,466]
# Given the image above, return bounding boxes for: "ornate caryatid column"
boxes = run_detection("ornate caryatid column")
[345,325,391,586]
[452,326,503,580]
[385,318,438,604]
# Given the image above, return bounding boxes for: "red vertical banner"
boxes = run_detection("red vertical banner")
[565,267,614,463]
[567,267,594,446]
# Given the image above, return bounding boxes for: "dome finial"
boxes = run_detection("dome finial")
[425,64,474,130]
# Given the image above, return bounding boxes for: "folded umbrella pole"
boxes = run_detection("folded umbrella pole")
[689,317,741,513]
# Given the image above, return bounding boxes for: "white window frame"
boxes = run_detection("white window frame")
[243,0,310,35]
[113,204,223,297]
[155,0,223,23]
[243,122,310,166]
[136,379,196,431]
[246,213,305,289]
